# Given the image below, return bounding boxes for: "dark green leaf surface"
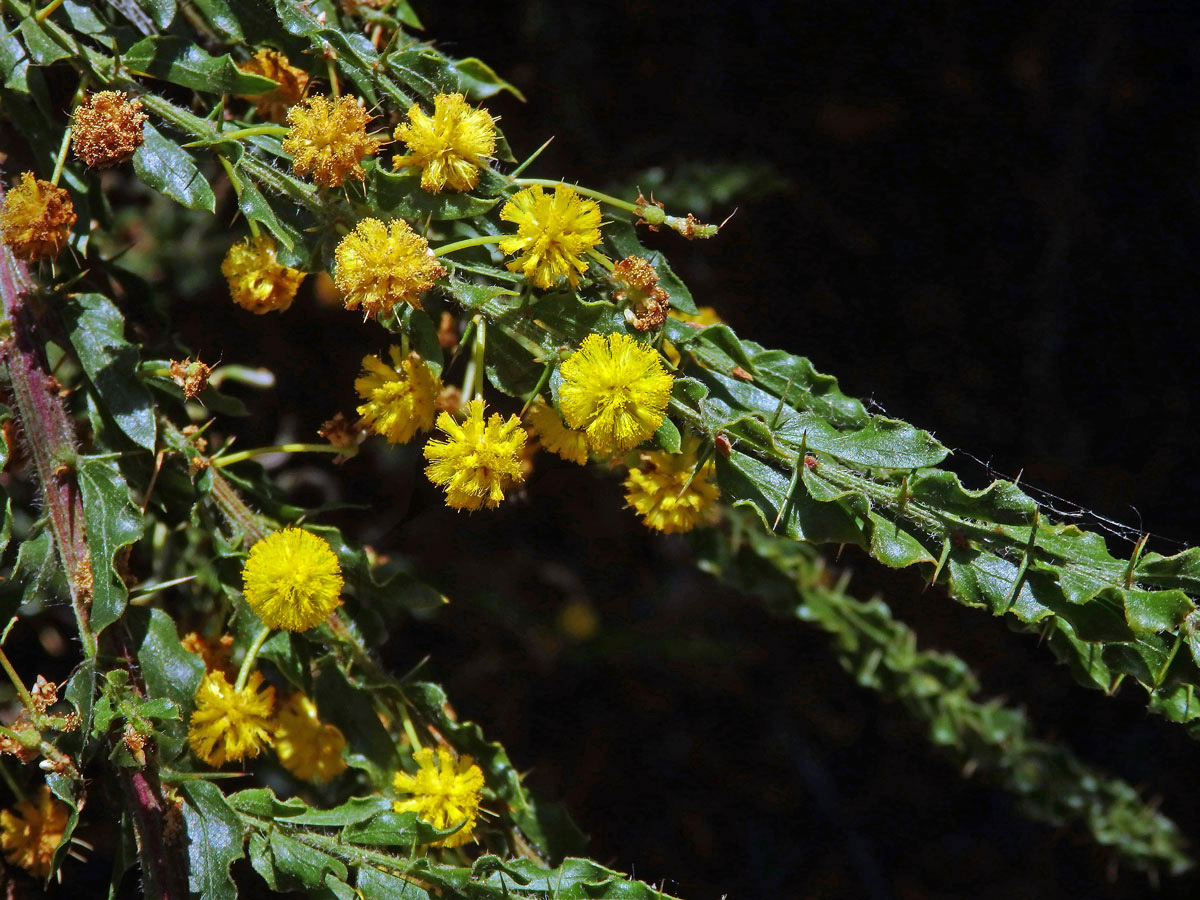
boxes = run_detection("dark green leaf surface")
[125,36,277,94]
[133,123,216,212]
[182,781,245,900]
[77,454,143,633]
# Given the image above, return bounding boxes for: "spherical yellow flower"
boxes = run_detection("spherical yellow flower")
[71,91,147,168]
[0,172,76,261]
[242,528,344,632]
[498,185,603,289]
[525,399,588,465]
[624,435,720,534]
[221,234,306,314]
[393,92,497,193]
[334,218,446,319]
[558,333,674,453]
[355,346,440,443]
[237,49,310,123]
[0,785,68,878]
[274,694,348,783]
[188,670,275,766]
[282,95,382,188]
[393,747,484,848]
[423,399,527,510]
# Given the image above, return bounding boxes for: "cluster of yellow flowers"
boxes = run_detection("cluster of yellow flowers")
[0,785,69,878]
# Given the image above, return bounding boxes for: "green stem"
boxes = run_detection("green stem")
[213,443,352,468]
[470,319,487,401]
[511,177,640,214]
[234,625,272,692]
[586,248,615,272]
[325,56,340,98]
[0,647,39,719]
[433,234,503,257]
[34,0,65,21]
[193,124,289,144]
[50,125,72,187]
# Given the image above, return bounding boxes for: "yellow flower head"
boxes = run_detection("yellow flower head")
[282,95,382,187]
[71,91,147,168]
[423,399,527,510]
[221,234,306,314]
[188,670,275,766]
[242,528,344,631]
[558,333,674,453]
[624,435,720,534]
[356,346,440,444]
[393,747,484,847]
[498,185,603,289]
[274,694,348,783]
[393,93,497,193]
[525,400,589,466]
[0,785,68,878]
[237,49,310,123]
[0,172,76,261]
[334,218,446,319]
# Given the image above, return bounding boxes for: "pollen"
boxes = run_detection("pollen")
[0,172,76,261]
[188,670,275,766]
[221,234,306,314]
[274,694,348,783]
[558,333,674,453]
[423,399,527,510]
[498,185,603,289]
[71,91,148,168]
[624,435,720,534]
[242,528,344,632]
[356,346,441,444]
[525,399,589,465]
[393,92,497,193]
[282,95,382,188]
[393,747,484,847]
[0,785,68,878]
[237,49,310,123]
[334,218,446,319]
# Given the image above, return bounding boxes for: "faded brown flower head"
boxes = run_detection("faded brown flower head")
[318,413,360,456]
[181,632,233,673]
[237,49,310,123]
[29,676,58,714]
[614,256,669,331]
[71,91,148,168]
[169,358,213,400]
[437,311,460,350]
[0,172,76,261]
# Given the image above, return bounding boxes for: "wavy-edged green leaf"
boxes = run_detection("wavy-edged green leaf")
[181,781,244,900]
[127,607,205,716]
[371,166,498,221]
[125,36,276,94]
[17,17,71,65]
[453,56,526,101]
[137,0,176,29]
[133,123,216,212]
[189,0,244,40]
[77,454,143,633]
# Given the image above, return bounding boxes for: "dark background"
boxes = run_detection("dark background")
[143,1,1200,897]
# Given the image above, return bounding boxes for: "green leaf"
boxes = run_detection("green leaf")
[654,417,681,453]
[279,795,391,826]
[453,57,526,101]
[127,607,205,716]
[233,174,297,253]
[46,772,83,881]
[269,831,348,887]
[138,0,177,29]
[0,527,62,610]
[605,219,696,314]
[342,809,447,846]
[17,18,71,66]
[371,167,498,221]
[314,664,400,779]
[77,455,143,633]
[356,867,433,900]
[134,123,216,212]
[181,781,244,900]
[124,37,277,94]
[189,0,244,39]
[228,788,309,819]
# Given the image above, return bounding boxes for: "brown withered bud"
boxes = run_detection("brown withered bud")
[730,366,754,382]
[237,49,310,123]
[0,717,39,763]
[29,676,58,714]
[123,724,148,766]
[318,413,360,463]
[613,256,670,332]
[181,425,208,454]
[437,311,460,351]
[181,631,234,673]
[435,384,463,416]
[71,91,148,168]
[169,358,212,401]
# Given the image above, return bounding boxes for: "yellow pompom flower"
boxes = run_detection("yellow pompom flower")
[0,172,76,261]
[221,234,306,314]
[242,528,344,632]
[355,346,441,443]
[393,92,497,193]
[71,91,148,168]
[0,785,68,878]
[423,399,527,510]
[558,333,674,453]
[282,95,382,187]
[525,400,589,466]
[188,670,276,766]
[334,218,446,319]
[393,747,484,847]
[274,694,348,783]
[498,185,603,289]
[237,49,310,123]
[624,435,720,534]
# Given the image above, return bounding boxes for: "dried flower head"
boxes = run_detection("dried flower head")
[355,347,440,444]
[0,172,76,261]
[221,234,305,314]
[242,528,344,632]
[393,747,484,847]
[282,95,382,187]
[334,218,445,318]
[437,311,460,350]
[499,185,603,289]
[558,333,673,453]
[237,49,310,123]
[614,256,670,331]
[624,435,720,534]
[393,92,497,193]
[423,399,527,510]
[318,413,360,451]
[169,358,213,400]
[188,670,275,766]
[436,384,463,416]
[274,694,348,783]
[181,632,234,673]
[0,785,69,878]
[71,91,147,168]
[525,400,589,466]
